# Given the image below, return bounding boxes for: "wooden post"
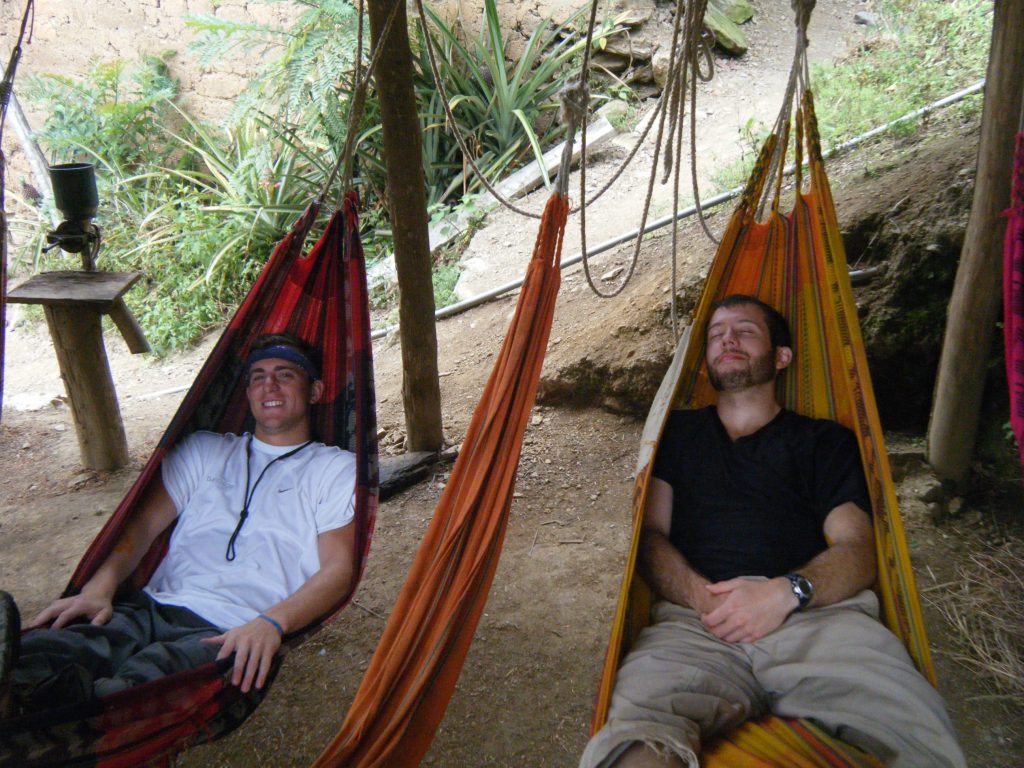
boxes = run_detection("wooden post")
[43,304,130,470]
[928,0,1024,484]
[369,0,444,452]
[7,270,147,471]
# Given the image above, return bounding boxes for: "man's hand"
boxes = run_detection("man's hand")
[202,616,283,693]
[29,594,114,629]
[701,577,796,643]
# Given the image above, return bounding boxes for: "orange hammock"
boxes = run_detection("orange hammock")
[312,192,569,767]
[588,90,933,767]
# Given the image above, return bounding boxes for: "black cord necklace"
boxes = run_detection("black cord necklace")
[225,435,313,561]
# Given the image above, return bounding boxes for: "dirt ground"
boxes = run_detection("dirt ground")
[3,2,1023,767]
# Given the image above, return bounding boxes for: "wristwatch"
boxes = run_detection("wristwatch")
[785,573,814,611]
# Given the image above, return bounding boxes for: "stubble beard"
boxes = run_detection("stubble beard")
[708,348,778,392]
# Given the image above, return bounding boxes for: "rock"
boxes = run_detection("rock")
[598,100,634,131]
[379,451,438,500]
[624,64,654,86]
[652,48,671,90]
[440,442,462,461]
[532,414,544,426]
[704,3,748,56]
[709,0,754,25]
[887,447,926,480]
[947,497,964,517]
[926,500,947,522]
[67,471,95,489]
[601,266,625,281]
[603,33,654,61]
[918,477,946,504]
[854,11,880,26]
[962,509,983,527]
[613,0,656,26]
[590,51,629,73]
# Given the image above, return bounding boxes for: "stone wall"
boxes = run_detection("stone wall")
[434,0,625,60]
[0,0,295,189]
[0,0,625,190]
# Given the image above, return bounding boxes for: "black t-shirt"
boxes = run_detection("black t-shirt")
[651,407,872,582]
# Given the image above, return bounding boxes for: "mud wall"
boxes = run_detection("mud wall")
[0,0,294,190]
[0,0,620,187]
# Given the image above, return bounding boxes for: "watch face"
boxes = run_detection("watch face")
[788,574,813,608]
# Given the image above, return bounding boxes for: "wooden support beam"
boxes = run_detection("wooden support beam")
[7,270,148,470]
[928,0,1024,484]
[42,304,130,470]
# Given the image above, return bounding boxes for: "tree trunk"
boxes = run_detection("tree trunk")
[369,0,444,452]
[928,0,1024,483]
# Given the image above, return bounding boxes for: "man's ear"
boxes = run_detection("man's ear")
[310,379,325,403]
[775,346,793,371]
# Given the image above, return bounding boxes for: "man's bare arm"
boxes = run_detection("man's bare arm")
[30,478,179,629]
[794,501,876,608]
[703,501,876,643]
[637,478,723,615]
[204,522,356,693]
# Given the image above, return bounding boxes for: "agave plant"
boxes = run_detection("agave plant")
[414,0,622,205]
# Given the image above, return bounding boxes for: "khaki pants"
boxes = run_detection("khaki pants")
[581,590,965,768]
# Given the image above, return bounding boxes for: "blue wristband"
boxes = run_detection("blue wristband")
[257,613,284,636]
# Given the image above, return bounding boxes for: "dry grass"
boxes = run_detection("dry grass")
[925,538,1024,701]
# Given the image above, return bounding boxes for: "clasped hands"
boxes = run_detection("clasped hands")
[694,577,797,644]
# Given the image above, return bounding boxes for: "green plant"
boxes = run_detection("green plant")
[811,0,991,147]
[414,0,622,205]
[432,258,462,308]
[23,55,180,169]
[188,0,361,145]
[710,116,770,192]
[19,54,335,353]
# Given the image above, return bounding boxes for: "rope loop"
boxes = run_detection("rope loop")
[558,77,590,131]
[697,28,716,82]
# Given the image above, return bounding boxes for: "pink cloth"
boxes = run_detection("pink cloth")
[1004,131,1024,475]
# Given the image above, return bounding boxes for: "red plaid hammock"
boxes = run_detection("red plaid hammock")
[1,192,378,767]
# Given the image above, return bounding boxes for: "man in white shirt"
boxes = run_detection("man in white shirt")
[2,333,357,713]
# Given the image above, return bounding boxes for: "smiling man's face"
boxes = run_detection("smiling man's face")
[245,357,323,445]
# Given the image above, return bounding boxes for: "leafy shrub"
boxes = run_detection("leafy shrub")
[811,0,991,146]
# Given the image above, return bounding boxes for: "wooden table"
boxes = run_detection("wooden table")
[7,270,149,471]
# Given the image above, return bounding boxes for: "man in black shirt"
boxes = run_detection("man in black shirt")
[580,296,964,768]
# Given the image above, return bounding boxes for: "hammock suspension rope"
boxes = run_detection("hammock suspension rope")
[0,0,36,424]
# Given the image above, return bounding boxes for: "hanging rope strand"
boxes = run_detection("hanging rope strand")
[321,0,404,207]
[413,0,544,219]
[579,0,691,299]
[756,0,812,219]
[0,0,35,426]
[688,26,719,245]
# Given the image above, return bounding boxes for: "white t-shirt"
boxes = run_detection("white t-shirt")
[145,431,356,630]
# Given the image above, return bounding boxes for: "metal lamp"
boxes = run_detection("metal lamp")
[45,162,102,270]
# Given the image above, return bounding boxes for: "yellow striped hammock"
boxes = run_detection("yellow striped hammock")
[589,87,934,768]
